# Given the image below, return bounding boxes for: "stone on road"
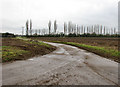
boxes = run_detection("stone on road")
[2,42,118,85]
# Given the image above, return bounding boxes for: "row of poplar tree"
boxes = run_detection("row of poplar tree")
[25,20,117,36]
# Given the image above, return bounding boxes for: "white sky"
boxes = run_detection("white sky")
[0,0,119,34]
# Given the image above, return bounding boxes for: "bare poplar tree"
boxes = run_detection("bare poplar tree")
[84,26,85,34]
[39,29,41,35]
[94,25,96,34]
[26,20,29,36]
[48,20,51,35]
[30,19,32,35]
[90,26,93,34]
[79,26,81,34]
[87,26,89,34]
[98,25,100,34]
[71,24,74,34]
[68,21,72,34]
[64,22,67,35]
[114,28,116,34]
[104,26,106,35]
[76,25,79,35]
[89,26,91,34]
[100,25,102,34]
[81,25,83,34]
[91,25,94,33]
[97,25,99,34]
[73,24,76,34]
[109,29,110,35]
[96,25,98,34]
[111,28,113,35]
[54,20,57,34]
[82,26,84,34]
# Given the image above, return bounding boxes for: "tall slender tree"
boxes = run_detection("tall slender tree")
[26,20,29,36]
[39,29,41,35]
[111,28,113,35]
[54,20,57,34]
[114,28,116,34]
[79,26,81,34]
[87,26,89,34]
[71,24,74,34]
[94,25,96,34]
[76,25,79,35]
[100,25,102,34]
[84,26,85,34]
[48,20,51,35]
[68,21,72,34]
[97,25,100,34]
[81,25,83,34]
[104,26,106,35]
[64,22,67,35]
[30,19,32,35]
[91,25,94,33]
[73,24,76,34]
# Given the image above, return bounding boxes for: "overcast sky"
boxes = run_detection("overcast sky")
[1,0,119,34]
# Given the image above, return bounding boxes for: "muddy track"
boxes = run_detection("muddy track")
[1,42,118,85]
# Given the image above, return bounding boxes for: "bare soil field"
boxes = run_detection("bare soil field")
[2,38,56,62]
[32,37,119,50]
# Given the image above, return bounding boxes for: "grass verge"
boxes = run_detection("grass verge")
[16,37,50,47]
[2,46,29,62]
[28,41,50,47]
[52,41,120,63]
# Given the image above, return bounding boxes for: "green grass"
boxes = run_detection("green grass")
[16,37,51,47]
[2,46,29,62]
[29,41,50,47]
[53,41,120,62]
[39,41,50,47]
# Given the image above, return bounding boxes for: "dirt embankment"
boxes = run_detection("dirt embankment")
[2,38,56,62]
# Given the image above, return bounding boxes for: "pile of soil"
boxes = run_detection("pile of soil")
[2,38,56,62]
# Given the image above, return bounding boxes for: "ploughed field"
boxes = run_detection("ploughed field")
[32,37,118,50]
[2,38,56,62]
[32,37,119,62]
